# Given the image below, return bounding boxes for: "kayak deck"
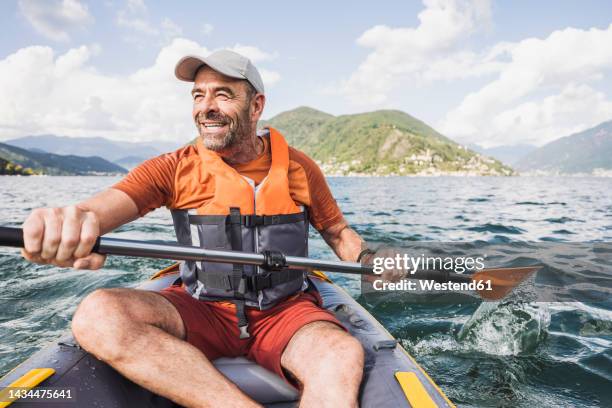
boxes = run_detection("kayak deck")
[0,271,454,407]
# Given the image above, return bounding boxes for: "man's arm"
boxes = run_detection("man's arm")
[21,188,139,270]
[319,217,367,262]
[320,217,404,282]
[79,189,140,234]
[22,149,179,270]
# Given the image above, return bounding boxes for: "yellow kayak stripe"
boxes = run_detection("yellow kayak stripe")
[400,351,455,407]
[395,372,438,408]
[0,368,55,408]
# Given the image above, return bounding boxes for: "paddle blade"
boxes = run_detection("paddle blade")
[473,266,541,300]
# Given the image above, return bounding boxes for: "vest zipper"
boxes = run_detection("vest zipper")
[251,177,264,308]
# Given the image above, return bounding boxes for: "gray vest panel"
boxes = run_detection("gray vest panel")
[171,208,309,309]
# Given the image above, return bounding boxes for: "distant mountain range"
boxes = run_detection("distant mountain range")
[5,135,179,169]
[468,143,537,166]
[515,120,612,174]
[0,142,127,175]
[260,107,512,176]
[5,110,610,177]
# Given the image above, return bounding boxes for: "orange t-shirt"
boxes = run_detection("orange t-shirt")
[112,136,345,232]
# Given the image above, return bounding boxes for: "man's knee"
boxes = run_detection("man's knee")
[311,324,363,364]
[72,288,139,360]
[284,322,364,382]
[325,333,364,374]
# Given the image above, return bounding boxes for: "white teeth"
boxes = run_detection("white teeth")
[204,123,224,128]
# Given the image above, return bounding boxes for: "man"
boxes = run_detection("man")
[21,50,368,408]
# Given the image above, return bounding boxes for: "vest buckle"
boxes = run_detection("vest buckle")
[243,215,263,227]
[250,272,272,291]
[262,250,287,271]
[238,324,251,339]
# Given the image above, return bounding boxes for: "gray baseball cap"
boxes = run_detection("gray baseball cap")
[174,49,265,94]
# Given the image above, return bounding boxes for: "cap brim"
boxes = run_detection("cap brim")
[174,55,246,82]
[175,56,206,82]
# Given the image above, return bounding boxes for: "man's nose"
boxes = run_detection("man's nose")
[196,93,219,116]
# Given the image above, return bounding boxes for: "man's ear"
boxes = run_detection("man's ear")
[251,93,266,121]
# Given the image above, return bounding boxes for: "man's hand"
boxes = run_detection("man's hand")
[21,206,106,269]
[362,247,408,283]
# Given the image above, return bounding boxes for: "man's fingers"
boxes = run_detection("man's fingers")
[40,209,62,260]
[56,207,82,262]
[21,206,103,269]
[21,249,49,264]
[52,258,77,268]
[22,210,45,254]
[88,254,106,269]
[73,212,99,259]
[73,253,106,270]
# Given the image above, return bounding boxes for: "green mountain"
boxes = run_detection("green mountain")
[261,107,512,176]
[0,142,127,175]
[515,120,612,174]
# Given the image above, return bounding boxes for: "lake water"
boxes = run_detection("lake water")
[0,175,611,407]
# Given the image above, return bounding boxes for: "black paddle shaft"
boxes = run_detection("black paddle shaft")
[0,226,26,248]
[0,226,472,283]
[0,226,370,274]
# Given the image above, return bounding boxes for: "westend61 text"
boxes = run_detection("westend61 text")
[373,279,493,292]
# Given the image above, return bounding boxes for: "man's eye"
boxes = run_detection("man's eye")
[193,94,203,101]
[217,93,229,100]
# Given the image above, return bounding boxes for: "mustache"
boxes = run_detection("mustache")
[196,111,230,124]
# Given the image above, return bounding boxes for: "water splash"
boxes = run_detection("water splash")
[404,302,551,357]
[457,301,551,355]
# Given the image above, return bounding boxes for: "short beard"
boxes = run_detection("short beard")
[196,106,252,152]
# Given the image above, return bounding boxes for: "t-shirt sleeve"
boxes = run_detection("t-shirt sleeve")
[112,153,177,216]
[290,149,346,232]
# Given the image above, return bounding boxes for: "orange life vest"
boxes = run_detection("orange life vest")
[171,128,309,338]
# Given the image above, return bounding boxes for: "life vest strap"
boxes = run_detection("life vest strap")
[248,270,305,292]
[229,207,250,339]
[234,299,250,339]
[188,212,306,227]
[197,268,304,293]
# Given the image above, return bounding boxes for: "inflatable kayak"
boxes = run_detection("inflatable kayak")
[0,265,454,408]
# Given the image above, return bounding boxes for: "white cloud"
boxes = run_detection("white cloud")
[115,0,182,43]
[18,0,93,42]
[116,0,157,36]
[335,0,493,105]
[259,69,281,87]
[439,24,612,146]
[117,15,157,36]
[484,84,612,147]
[201,23,214,36]
[161,18,183,40]
[229,44,278,63]
[126,0,147,14]
[0,39,281,142]
[335,0,612,147]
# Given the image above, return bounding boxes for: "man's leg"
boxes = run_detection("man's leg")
[71,288,260,408]
[281,321,364,408]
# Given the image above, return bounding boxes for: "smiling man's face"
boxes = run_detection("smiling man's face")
[191,66,256,151]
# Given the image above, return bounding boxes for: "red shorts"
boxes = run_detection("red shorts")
[157,285,344,383]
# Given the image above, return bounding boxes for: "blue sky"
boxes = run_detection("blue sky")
[1,0,611,148]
